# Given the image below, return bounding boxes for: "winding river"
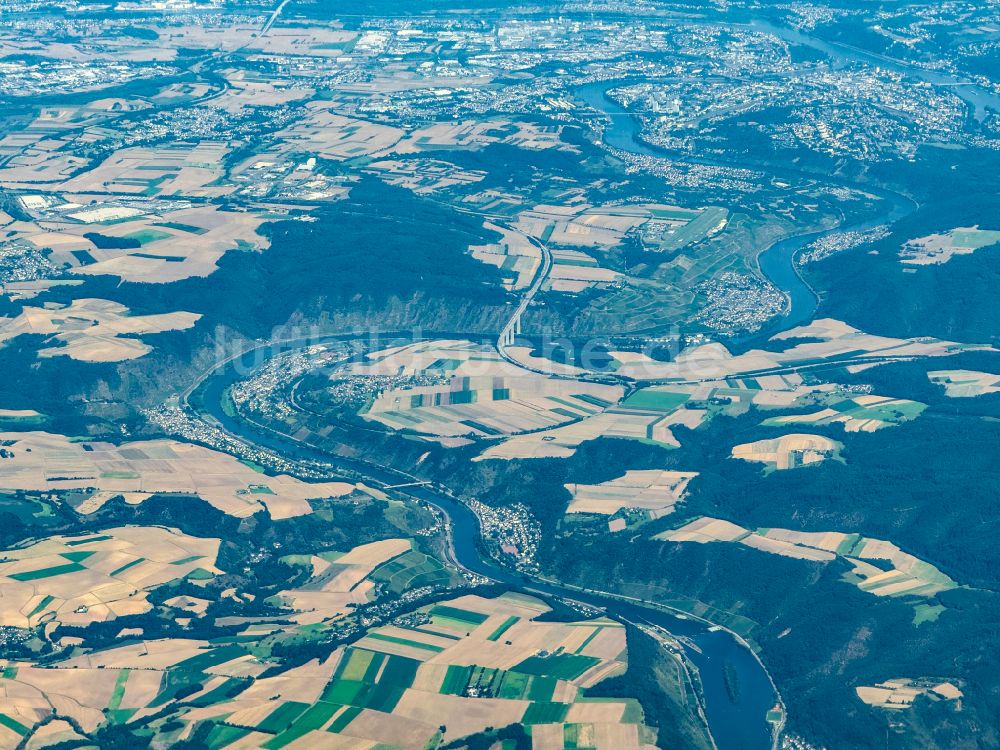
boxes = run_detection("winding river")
[183,30,985,747]
[574,79,916,346]
[195,343,779,750]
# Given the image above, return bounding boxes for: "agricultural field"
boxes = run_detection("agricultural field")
[565,469,698,518]
[856,679,963,710]
[365,373,622,438]
[273,539,423,625]
[58,142,234,198]
[504,202,720,295]
[276,108,405,161]
[476,375,843,460]
[928,370,1000,397]
[0,101,144,186]
[899,226,1000,265]
[369,546,458,595]
[1,5,998,749]
[0,298,200,361]
[658,519,956,599]
[577,211,775,334]
[514,203,720,253]
[349,340,525,379]
[10,197,268,283]
[761,394,926,432]
[349,340,623,438]
[147,592,657,750]
[0,432,356,518]
[476,401,702,460]
[546,246,623,294]
[610,318,991,381]
[0,525,219,627]
[731,434,843,471]
[468,221,542,291]
[396,119,566,153]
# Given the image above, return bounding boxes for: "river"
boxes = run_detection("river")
[574,79,916,346]
[182,35,954,748]
[194,342,779,750]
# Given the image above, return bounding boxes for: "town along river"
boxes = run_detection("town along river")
[195,338,779,750]
[573,80,915,346]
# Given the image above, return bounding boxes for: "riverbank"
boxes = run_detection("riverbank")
[183,333,781,750]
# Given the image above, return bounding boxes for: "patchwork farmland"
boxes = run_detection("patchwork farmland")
[0,432,357,518]
[658,518,957,599]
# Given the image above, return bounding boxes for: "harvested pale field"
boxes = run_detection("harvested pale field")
[352,340,622,438]
[565,469,698,517]
[22,718,85,747]
[0,432,355,518]
[468,221,541,290]
[364,372,622,438]
[761,529,853,554]
[58,142,233,198]
[928,369,1000,397]
[0,525,220,627]
[0,298,199,361]
[762,395,926,432]
[26,202,269,283]
[277,108,404,160]
[264,537,419,623]
[338,708,437,750]
[476,403,704,461]
[513,203,682,249]
[656,517,749,544]
[731,434,842,470]
[661,521,956,598]
[394,690,529,740]
[504,346,587,376]
[740,534,836,561]
[214,73,313,112]
[532,723,566,750]
[1,279,83,302]
[0,142,90,184]
[566,701,627,723]
[900,226,1000,265]
[393,120,560,154]
[350,340,526,379]
[856,678,962,709]
[243,26,358,57]
[60,637,208,670]
[613,318,990,381]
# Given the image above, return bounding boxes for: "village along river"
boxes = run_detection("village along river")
[195,338,780,750]
[186,60,933,749]
[193,24,1000,748]
[573,79,916,347]
[184,40,960,746]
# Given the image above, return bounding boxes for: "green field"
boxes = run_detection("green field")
[125,228,172,245]
[370,549,453,594]
[522,701,570,724]
[623,390,690,412]
[152,221,208,234]
[366,632,445,652]
[257,701,309,734]
[263,701,341,749]
[9,562,85,581]
[513,653,601,681]
[487,615,519,642]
